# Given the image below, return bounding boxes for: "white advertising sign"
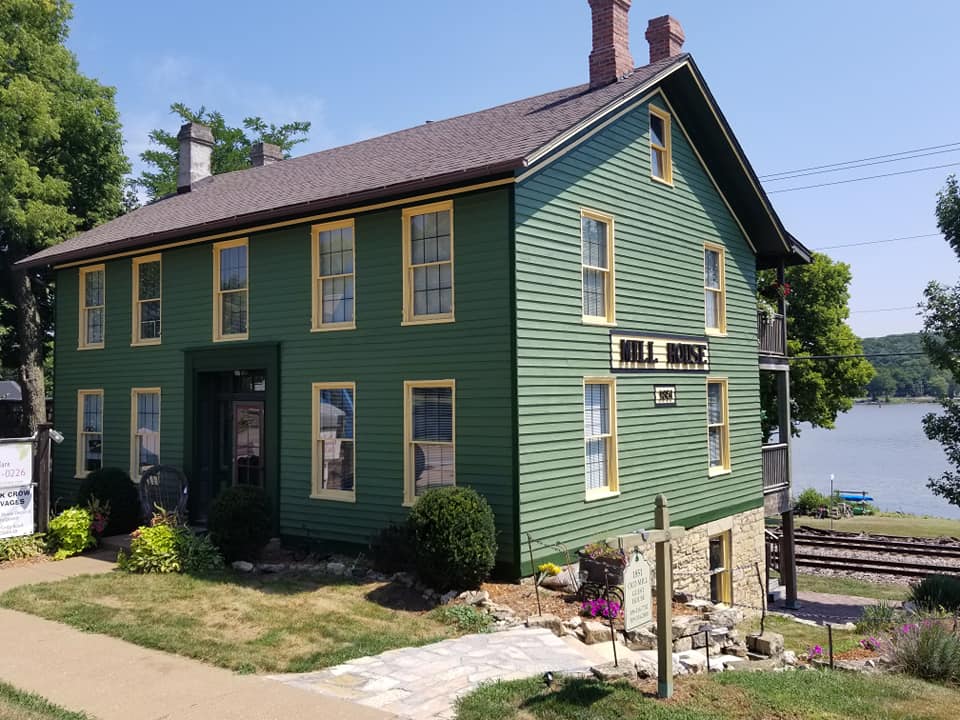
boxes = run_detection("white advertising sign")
[624,551,653,632]
[0,442,34,539]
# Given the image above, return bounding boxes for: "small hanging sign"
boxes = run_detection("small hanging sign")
[653,385,677,407]
[623,549,653,632]
[0,442,34,540]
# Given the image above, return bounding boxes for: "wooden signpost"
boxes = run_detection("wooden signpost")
[607,494,685,699]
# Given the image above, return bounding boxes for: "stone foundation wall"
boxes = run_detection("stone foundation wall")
[670,507,765,610]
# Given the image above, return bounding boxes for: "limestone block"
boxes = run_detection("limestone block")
[624,627,657,651]
[582,620,612,645]
[747,632,784,658]
[526,614,564,637]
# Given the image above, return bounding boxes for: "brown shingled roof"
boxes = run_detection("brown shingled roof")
[20,55,686,267]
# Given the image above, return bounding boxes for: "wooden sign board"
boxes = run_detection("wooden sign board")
[0,442,33,540]
[623,552,653,632]
[610,332,709,373]
[653,385,677,407]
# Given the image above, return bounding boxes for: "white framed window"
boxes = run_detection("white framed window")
[649,106,673,184]
[311,382,355,502]
[78,265,105,349]
[707,378,731,475]
[581,210,615,324]
[704,243,726,334]
[312,220,356,331]
[403,380,455,505]
[213,238,248,341]
[132,255,161,345]
[76,389,103,477]
[402,201,454,324]
[130,388,160,480]
[584,378,619,499]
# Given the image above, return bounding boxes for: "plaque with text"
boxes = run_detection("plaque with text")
[624,551,653,632]
[611,331,709,373]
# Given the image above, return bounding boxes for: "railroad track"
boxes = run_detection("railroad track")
[792,533,960,560]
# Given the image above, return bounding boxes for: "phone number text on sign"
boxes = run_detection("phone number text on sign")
[0,442,34,539]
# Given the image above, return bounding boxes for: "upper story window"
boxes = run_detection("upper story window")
[132,255,161,345]
[584,378,619,499]
[581,210,615,324]
[213,238,248,341]
[131,388,160,480]
[704,243,726,334]
[649,106,673,184]
[312,220,355,331]
[78,265,105,349]
[707,378,730,475]
[76,389,103,477]
[404,380,455,505]
[402,201,454,324]
[312,382,356,502]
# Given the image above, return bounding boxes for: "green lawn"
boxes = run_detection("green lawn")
[0,571,456,674]
[797,573,909,601]
[0,682,92,720]
[796,514,960,538]
[741,614,859,655]
[457,671,960,720]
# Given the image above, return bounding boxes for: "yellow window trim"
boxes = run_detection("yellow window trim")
[580,209,616,325]
[708,530,733,604]
[583,377,619,498]
[311,381,357,503]
[401,200,454,326]
[706,377,731,474]
[649,105,674,186]
[212,238,249,342]
[311,219,356,332]
[403,379,455,506]
[704,242,727,334]
[130,387,160,482]
[75,389,103,479]
[131,254,162,347]
[78,264,105,350]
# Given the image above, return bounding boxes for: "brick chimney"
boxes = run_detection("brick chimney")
[588,0,634,89]
[645,15,685,64]
[177,122,214,193]
[251,141,283,167]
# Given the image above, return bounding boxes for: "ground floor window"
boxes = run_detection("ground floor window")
[130,388,160,480]
[404,380,455,504]
[312,382,355,501]
[708,531,732,604]
[76,389,103,477]
[583,378,618,498]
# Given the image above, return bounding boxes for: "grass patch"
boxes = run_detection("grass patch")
[798,514,960,539]
[456,671,960,720]
[430,604,493,633]
[740,614,859,655]
[0,681,92,720]
[797,573,908,601]
[0,571,456,674]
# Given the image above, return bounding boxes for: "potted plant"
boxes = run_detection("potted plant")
[578,541,626,585]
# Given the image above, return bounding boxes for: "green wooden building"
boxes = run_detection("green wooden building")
[20,2,808,603]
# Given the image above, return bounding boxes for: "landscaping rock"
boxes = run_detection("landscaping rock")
[722,644,748,658]
[564,616,582,629]
[393,571,416,587]
[591,663,635,681]
[685,599,715,612]
[582,620,611,645]
[673,591,694,603]
[326,561,346,576]
[678,650,708,674]
[747,632,784,658]
[231,560,254,572]
[540,567,578,592]
[458,589,489,606]
[624,627,657,651]
[783,650,798,666]
[439,590,458,605]
[672,635,693,653]
[635,655,659,679]
[526,614,564,637]
[708,608,744,628]
[257,563,286,573]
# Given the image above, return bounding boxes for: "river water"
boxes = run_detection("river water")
[791,402,960,519]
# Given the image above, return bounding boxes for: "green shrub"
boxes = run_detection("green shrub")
[430,604,492,633]
[408,486,497,592]
[794,487,829,516]
[0,533,46,562]
[209,486,271,562]
[76,467,141,535]
[889,619,960,683]
[856,600,900,633]
[118,523,223,574]
[909,575,960,613]
[48,507,95,559]
[369,522,415,573]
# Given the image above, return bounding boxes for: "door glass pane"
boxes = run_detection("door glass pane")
[234,404,263,486]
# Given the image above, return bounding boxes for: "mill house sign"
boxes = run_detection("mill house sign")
[610,331,710,373]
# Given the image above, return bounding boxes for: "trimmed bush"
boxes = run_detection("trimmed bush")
[889,619,960,683]
[76,467,141,535]
[118,523,223,574]
[429,604,492,633]
[909,574,960,613]
[369,522,416,573]
[209,486,271,562]
[794,487,829,516]
[48,507,95,559]
[408,486,497,592]
[0,533,46,562]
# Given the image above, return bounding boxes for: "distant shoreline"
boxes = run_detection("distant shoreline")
[855,397,940,405]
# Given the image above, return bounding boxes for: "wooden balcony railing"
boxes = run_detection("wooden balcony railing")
[762,443,789,493]
[758,312,786,356]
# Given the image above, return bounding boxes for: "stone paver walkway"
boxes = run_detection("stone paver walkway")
[270,627,598,719]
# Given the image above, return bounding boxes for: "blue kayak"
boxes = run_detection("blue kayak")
[837,492,874,502]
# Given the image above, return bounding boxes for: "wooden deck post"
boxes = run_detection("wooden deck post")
[655,494,673,699]
[34,424,51,534]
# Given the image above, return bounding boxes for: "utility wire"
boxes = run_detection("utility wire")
[759,141,960,179]
[766,161,960,194]
[790,352,929,361]
[812,233,940,250]
[849,306,917,314]
[763,147,960,182]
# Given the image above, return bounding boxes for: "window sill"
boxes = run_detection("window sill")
[131,339,161,347]
[708,467,732,478]
[581,318,617,327]
[311,323,356,333]
[705,328,727,338]
[213,333,249,343]
[401,316,455,327]
[77,344,104,351]
[310,491,356,504]
[651,174,674,188]
[585,488,620,502]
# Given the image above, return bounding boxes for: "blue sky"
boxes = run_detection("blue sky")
[66,1,960,337]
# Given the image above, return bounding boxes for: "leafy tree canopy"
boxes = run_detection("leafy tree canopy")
[861,333,954,399]
[133,103,310,201]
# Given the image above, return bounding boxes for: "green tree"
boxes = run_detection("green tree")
[134,103,310,201]
[0,0,128,432]
[867,367,897,400]
[760,253,874,439]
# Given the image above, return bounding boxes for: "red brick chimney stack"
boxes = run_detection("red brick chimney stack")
[588,0,634,89]
[645,15,685,64]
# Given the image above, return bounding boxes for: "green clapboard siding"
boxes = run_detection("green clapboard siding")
[514,91,761,568]
[52,185,518,567]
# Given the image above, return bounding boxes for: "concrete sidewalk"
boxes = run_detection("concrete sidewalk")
[0,555,391,720]
[772,590,886,624]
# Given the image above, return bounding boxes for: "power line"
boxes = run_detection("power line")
[766,161,960,194]
[763,147,960,182]
[759,141,960,179]
[812,233,940,250]
[790,352,929,361]
[849,306,917,314]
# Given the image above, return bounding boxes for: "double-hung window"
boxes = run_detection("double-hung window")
[707,378,730,474]
[130,388,160,480]
[402,201,454,324]
[213,239,248,341]
[581,210,615,324]
[704,244,726,334]
[584,378,618,498]
[312,220,355,330]
[79,265,105,349]
[132,255,161,345]
[76,389,103,476]
[649,106,673,184]
[404,380,455,504]
[311,383,355,502]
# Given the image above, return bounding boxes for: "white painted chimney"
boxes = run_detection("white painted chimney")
[177,122,214,193]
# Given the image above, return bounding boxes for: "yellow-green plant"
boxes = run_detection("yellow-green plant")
[47,507,95,559]
[538,562,563,577]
